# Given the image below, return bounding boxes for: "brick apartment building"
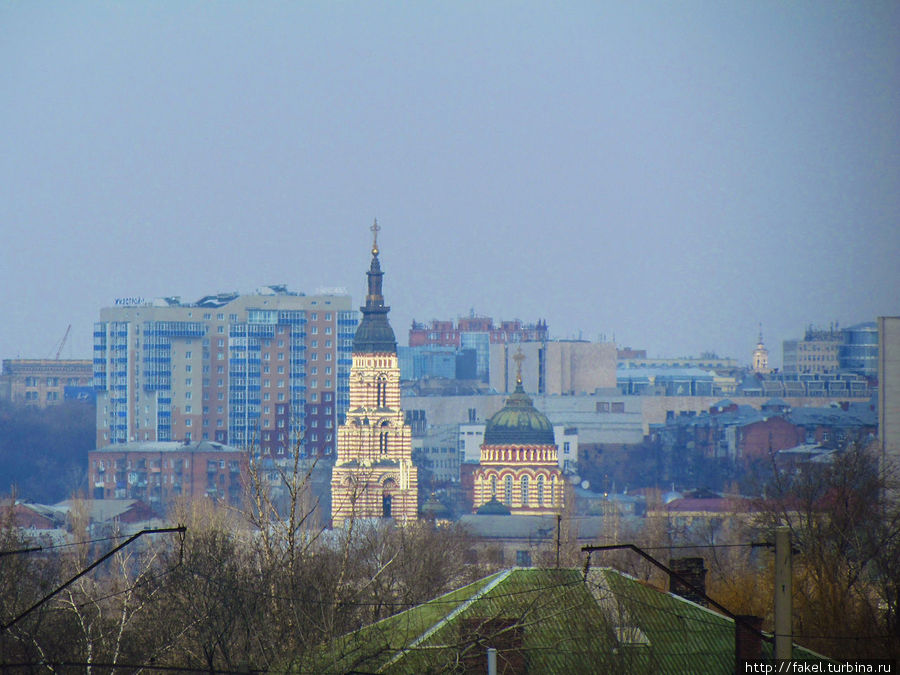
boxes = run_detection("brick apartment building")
[89,440,248,510]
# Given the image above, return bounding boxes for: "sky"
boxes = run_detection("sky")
[2,2,898,368]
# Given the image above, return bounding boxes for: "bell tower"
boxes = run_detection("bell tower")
[331,222,418,527]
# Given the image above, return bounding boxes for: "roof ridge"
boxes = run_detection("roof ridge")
[381,568,514,669]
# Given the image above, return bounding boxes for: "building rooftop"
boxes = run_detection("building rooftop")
[94,440,243,454]
[310,567,826,673]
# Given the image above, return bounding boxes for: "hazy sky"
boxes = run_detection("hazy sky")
[2,2,898,367]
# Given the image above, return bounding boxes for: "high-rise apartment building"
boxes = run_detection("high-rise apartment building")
[94,287,357,458]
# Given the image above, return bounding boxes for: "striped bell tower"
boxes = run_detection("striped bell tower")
[331,222,418,527]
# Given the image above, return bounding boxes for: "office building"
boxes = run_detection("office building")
[490,340,617,395]
[783,325,842,375]
[93,286,357,458]
[839,322,879,378]
[409,316,549,381]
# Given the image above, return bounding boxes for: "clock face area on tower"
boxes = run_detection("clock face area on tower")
[330,224,418,528]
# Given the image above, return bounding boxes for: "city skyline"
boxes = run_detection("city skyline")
[2,3,898,367]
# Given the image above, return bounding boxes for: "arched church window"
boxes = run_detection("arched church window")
[504,475,513,506]
[537,475,545,506]
[376,375,387,408]
[379,431,389,454]
[490,476,497,497]
[521,475,529,505]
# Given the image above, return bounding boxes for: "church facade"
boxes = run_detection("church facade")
[472,354,564,516]
[331,224,418,527]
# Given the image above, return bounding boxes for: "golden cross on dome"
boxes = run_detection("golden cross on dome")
[370,218,380,255]
[512,346,525,385]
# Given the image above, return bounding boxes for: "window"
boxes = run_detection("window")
[277,393,285,401]
[185,351,192,358]
[217,366,224,374]
[521,475,529,504]
[185,419,192,426]
[217,326,224,333]
[563,442,570,455]
[504,475,513,505]
[611,402,625,413]
[185,405,192,413]
[537,475,545,506]
[311,367,318,375]
[491,476,497,497]
[217,313,224,321]
[278,353,285,361]
[263,393,270,401]
[310,340,318,348]
[277,366,285,374]
[516,550,532,567]
[218,339,225,347]
[185,392,192,400]
[185,378,192,386]
[218,393,224,400]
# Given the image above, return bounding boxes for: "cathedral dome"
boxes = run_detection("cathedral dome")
[483,380,555,446]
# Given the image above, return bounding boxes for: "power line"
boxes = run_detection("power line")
[1,526,185,632]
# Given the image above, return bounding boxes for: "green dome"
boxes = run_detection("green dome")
[483,381,555,446]
[476,497,511,515]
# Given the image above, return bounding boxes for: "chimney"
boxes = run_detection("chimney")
[669,557,708,607]
[735,614,764,664]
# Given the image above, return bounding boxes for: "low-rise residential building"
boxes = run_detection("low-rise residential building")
[88,440,247,509]
[1,359,94,406]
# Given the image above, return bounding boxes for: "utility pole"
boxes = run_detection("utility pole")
[556,514,561,568]
[774,526,792,661]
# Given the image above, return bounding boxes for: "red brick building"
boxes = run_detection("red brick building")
[409,317,548,348]
[89,440,248,510]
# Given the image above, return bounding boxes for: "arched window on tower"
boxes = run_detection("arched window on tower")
[521,475,529,506]
[490,476,497,498]
[537,475,545,506]
[379,431,389,454]
[376,375,387,408]
[504,475,513,506]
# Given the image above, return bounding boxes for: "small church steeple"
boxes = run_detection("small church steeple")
[752,323,770,373]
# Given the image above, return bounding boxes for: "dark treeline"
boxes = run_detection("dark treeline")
[0,400,94,503]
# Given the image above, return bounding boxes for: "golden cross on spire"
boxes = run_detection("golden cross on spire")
[370,218,380,255]
[512,346,525,385]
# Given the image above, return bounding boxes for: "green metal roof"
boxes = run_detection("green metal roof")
[483,382,555,446]
[303,568,828,674]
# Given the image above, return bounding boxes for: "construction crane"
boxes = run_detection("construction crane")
[52,324,71,360]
